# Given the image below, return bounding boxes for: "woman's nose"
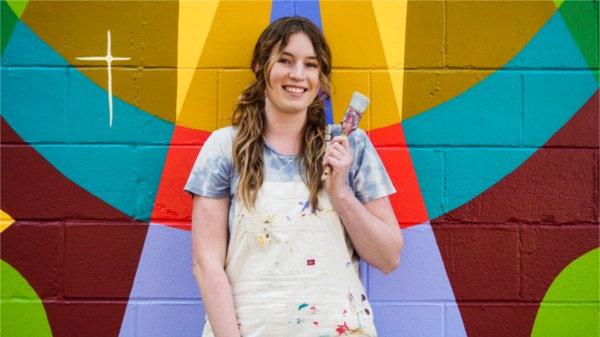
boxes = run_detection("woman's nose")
[289,62,306,80]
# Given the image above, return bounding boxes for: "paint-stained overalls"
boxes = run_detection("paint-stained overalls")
[201,181,377,337]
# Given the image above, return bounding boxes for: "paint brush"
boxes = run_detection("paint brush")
[321,91,370,181]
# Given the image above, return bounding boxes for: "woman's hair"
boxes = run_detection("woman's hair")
[231,16,332,211]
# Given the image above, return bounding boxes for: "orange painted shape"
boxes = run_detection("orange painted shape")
[151,125,211,230]
[1,209,16,233]
[371,123,428,228]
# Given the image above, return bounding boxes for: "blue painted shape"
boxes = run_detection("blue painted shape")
[294,0,322,29]
[1,22,68,66]
[2,68,68,142]
[119,224,204,337]
[403,11,598,219]
[1,21,173,221]
[368,222,467,337]
[373,304,443,337]
[270,0,294,22]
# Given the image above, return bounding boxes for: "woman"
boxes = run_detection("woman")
[185,16,403,337]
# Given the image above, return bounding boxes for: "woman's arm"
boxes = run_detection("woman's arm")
[323,136,403,274]
[191,195,241,337]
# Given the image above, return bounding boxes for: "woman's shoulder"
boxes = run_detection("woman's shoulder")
[204,126,238,157]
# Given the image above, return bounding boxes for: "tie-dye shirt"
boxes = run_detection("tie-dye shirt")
[184,125,396,231]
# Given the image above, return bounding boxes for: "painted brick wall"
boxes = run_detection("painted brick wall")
[1,1,598,337]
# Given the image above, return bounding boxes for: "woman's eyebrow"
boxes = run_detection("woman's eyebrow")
[281,51,318,61]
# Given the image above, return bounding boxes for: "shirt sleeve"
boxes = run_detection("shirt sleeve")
[183,127,233,198]
[348,128,397,203]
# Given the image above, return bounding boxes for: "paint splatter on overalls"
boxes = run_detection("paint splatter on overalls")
[201,181,377,337]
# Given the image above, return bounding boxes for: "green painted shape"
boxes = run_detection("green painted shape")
[1,1,20,54]
[0,260,53,337]
[553,0,564,8]
[531,248,600,337]
[558,0,600,81]
[5,0,28,17]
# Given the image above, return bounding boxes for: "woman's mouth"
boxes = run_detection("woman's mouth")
[282,85,307,94]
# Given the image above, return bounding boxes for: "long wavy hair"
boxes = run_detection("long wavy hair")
[231,16,332,211]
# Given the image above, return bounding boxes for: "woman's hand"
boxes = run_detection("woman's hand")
[322,135,353,198]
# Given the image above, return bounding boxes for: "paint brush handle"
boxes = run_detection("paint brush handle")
[321,134,348,181]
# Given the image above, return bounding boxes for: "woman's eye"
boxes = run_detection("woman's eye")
[306,63,319,68]
[278,58,291,64]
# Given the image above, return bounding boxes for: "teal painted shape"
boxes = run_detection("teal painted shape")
[403,11,598,219]
[1,21,174,221]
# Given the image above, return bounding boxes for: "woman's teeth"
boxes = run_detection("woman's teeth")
[283,86,306,93]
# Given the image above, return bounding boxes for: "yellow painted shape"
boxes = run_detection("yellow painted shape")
[322,0,405,130]
[176,70,218,130]
[372,0,408,125]
[176,0,219,119]
[372,0,408,69]
[196,1,271,68]
[330,71,371,131]
[177,1,271,131]
[6,0,28,17]
[553,0,564,8]
[371,71,402,128]
[0,209,15,233]
[446,1,556,68]
[217,70,255,128]
[403,1,444,69]
[321,1,387,68]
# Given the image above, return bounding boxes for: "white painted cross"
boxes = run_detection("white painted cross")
[76,30,130,127]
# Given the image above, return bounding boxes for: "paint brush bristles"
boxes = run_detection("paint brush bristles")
[322,91,371,181]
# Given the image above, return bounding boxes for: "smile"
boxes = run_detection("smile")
[283,85,307,94]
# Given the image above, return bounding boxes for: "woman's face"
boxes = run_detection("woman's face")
[264,32,321,118]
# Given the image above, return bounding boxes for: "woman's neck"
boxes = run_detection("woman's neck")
[263,109,306,155]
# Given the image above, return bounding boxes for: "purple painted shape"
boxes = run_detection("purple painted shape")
[368,222,467,337]
[119,224,202,336]
[373,303,444,337]
[446,304,469,337]
[137,303,206,337]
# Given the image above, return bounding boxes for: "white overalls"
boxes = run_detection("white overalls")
[202,181,377,337]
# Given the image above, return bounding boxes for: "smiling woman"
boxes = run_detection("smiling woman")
[184,16,402,337]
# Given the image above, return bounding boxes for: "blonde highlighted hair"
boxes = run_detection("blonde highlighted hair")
[231,16,332,211]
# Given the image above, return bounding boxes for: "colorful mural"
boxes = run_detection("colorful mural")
[1,1,598,336]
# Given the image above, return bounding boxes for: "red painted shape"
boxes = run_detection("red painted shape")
[151,125,210,230]
[431,90,600,337]
[157,121,429,229]
[371,123,429,228]
[307,259,315,266]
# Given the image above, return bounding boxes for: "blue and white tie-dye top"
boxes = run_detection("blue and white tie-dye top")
[184,125,396,230]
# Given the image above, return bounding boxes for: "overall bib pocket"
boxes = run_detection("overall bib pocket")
[244,214,324,279]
